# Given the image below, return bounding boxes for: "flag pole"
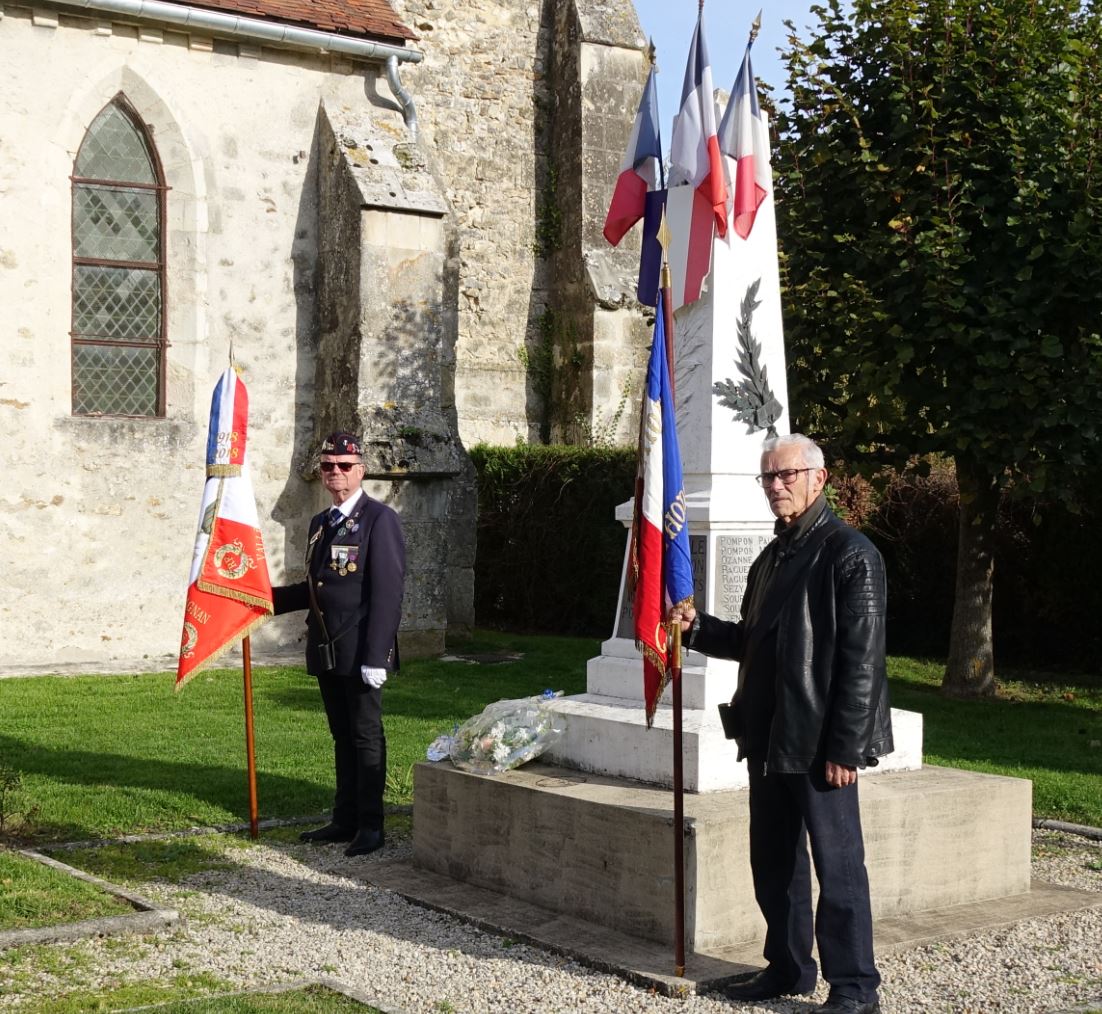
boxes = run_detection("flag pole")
[657,209,686,977]
[242,637,260,839]
[228,348,260,842]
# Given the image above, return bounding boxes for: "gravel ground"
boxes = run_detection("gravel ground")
[0,828,1098,1014]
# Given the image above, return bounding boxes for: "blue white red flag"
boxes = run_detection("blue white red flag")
[176,367,273,689]
[718,42,771,240]
[630,294,694,727]
[603,65,664,246]
[668,11,728,309]
[636,188,667,307]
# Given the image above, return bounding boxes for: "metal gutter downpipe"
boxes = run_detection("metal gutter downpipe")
[51,0,423,132]
[385,55,418,139]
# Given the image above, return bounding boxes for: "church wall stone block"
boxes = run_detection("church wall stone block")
[0,0,652,673]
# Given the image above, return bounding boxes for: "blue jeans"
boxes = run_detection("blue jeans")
[747,761,880,1002]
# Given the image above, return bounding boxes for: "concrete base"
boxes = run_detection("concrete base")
[413,761,1033,954]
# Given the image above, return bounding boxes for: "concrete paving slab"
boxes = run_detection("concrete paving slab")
[361,858,1101,998]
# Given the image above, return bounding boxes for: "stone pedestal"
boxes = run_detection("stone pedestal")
[413,762,1033,953]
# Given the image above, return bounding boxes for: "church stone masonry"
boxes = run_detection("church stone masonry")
[0,0,652,673]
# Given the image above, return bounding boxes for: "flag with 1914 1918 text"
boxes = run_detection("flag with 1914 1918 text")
[630,294,695,727]
[176,367,273,689]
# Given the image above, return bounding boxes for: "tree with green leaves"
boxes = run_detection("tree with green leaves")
[774,0,1102,696]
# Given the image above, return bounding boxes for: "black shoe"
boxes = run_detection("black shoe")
[344,828,385,857]
[812,997,881,1014]
[722,970,813,1002]
[299,822,356,844]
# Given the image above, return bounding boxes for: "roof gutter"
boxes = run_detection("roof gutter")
[50,0,423,132]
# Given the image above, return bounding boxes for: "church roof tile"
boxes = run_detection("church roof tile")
[178,1,416,44]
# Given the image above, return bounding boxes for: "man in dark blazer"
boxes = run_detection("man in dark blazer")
[274,431,405,857]
[671,434,892,1014]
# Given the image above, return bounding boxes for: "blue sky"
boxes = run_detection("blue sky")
[631,1,821,134]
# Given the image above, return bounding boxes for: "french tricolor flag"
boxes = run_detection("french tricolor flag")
[177,368,273,689]
[631,294,694,727]
[603,65,663,246]
[668,11,728,306]
[205,367,249,476]
[719,42,771,240]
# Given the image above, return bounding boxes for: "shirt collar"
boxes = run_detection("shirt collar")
[334,487,364,518]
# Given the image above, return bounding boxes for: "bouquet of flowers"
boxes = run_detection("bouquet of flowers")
[426,689,564,775]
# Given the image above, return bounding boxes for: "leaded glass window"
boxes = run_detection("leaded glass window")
[71,98,166,417]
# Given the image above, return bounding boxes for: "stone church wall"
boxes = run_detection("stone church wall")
[0,0,650,674]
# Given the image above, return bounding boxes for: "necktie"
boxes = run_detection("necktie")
[328,507,343,527]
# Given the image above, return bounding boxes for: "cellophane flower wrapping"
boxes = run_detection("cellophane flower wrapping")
[444,689,564,775]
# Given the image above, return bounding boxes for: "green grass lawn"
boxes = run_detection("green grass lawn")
[0,630,1099,845]
[0,630,593,843]
[888,657,1102,826]
[140,984,381,1014]
[0,972,380,1014]
[0,851,133,930]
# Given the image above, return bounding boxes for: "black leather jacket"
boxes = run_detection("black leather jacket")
[693,504,894,773]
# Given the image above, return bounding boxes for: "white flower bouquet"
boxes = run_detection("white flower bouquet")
[428,689,564,775]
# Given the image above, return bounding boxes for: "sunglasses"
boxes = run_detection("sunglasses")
[319,461,360,473]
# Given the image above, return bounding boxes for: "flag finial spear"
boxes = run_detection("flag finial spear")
[698,0,704,12]
[749,9,762,45]
[658,206,673,290]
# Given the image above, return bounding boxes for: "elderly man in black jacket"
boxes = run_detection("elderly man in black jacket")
[274,432,405,858]
[672,433,892,1014]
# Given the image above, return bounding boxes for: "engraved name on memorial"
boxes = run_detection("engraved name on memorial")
[714,532,774,620]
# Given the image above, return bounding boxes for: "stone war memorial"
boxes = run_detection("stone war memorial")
[0,0,1096,1003]
[404,16,1057,996]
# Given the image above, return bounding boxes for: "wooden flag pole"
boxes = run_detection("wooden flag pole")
[671,622,686,977]
[657,210,686,977]
[242,636,260,839]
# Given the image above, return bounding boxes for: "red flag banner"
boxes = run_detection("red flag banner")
[667,12,728,309]
[176,368,273,689]
[718,42,771,241]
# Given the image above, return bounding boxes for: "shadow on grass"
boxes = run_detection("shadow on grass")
[0,735,331,843]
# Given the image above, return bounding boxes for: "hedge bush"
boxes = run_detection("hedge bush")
[470,444,636,636]
[471,447,1102,666]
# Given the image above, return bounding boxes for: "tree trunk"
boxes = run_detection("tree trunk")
[943,455,999,697]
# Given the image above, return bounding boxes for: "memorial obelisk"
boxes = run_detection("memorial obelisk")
[547,37,920,789]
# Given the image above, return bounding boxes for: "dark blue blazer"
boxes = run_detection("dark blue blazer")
[274,492,405,677]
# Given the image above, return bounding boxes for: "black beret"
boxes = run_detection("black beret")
[320,432,362,456]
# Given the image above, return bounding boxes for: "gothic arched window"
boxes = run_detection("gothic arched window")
[71,97,167,416]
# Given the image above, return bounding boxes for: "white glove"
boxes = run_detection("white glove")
[361,666,387,689]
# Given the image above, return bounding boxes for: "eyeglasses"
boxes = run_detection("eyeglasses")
[755,467,816,487]
[319,461,360,473]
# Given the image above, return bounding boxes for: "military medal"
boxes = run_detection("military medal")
[330,545,353,574]
[346,546,360,574]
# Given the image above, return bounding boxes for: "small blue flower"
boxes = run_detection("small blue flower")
[541,688,555,700]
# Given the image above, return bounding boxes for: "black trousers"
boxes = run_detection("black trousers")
[316,673,386,831]
[747,761,880,1002]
